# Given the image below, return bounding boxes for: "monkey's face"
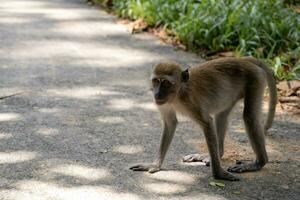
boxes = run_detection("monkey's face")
[151,76,177,105]
[151,61,189,105]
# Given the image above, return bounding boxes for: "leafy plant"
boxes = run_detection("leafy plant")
[94,0,300,80]
[268,48,300,80]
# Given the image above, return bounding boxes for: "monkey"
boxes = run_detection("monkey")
[182,57,277,165]
[130,57,277,181]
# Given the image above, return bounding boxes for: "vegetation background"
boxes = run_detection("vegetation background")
[91,0,300,81]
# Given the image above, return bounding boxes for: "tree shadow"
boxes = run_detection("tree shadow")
[0,0,299,200]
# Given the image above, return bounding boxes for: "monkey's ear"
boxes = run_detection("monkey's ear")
[181,68,189,82]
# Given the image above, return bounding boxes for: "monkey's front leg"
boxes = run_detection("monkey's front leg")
[200,117,239,181]
[130,109,178,173]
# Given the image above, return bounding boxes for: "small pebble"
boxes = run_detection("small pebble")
[281,184,289,189]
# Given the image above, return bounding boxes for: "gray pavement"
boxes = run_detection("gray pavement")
[0,0,299,199]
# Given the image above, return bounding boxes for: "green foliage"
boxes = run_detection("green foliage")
[284,0,300,5]
[113,0,188,27]
[101,0,300,80]
[267,48,300,80]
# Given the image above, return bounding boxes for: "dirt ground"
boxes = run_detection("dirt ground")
[0,0,299,199]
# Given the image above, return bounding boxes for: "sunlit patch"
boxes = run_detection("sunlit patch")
[0,87,23,96]
[36,128,59,136]
[145,171,196,184]
[0,113,21,121]
[3,5,100,20]
[136,102,156,111]
[47,87,120,99]
[38,108,60,113]
[46,10,100,20]
[67,45,154,68]
[0,132,13,140]
[108,99,135,110]
[0,1,46,8]
[113,145,144,154]
[10,41,76,59]
[234,128,245,134]
[0,17,31,24]
[0,151,36,164]
[97,116,125,124]
[50,164,110,181]
[181,161,207,166]
[55,21,126,37]
[108,99,158,111]
[143,183,186,194]
[10,39,155,68]
[4,180,141,200]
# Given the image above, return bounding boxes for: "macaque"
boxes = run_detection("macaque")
[130,57,277,181]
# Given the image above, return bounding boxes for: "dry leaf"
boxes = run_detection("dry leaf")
[233,191,241,195]
[218,52,235,57]
[129,19,148,34]
[210,181,225,187]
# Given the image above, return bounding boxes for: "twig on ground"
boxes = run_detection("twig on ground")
[0,92,24,100]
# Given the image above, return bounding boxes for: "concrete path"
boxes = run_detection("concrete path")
[0,0,299,199]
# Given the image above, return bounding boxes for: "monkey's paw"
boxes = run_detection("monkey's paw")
[129,164,161,174]
[182,153,210,166]
[227,160,263,173]
[214,170,240,181]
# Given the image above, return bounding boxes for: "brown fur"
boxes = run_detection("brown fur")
[153,61,182,76]
[130,57,277,181]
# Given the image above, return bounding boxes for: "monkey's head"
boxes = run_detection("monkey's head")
[151,61,189,105]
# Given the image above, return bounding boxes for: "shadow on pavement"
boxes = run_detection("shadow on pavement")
[0,0,299,200]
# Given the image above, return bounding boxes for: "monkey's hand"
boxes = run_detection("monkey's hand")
[129,163,161,173]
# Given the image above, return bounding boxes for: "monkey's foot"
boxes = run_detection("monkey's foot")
[182,153,210,166]
[227,160,263,173]
[129,164,161,173]
[214,170,240,181]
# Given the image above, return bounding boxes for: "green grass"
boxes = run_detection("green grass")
[92,0,300,80]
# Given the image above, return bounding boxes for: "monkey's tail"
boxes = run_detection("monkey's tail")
[264,66,277,132]
[245,57,277,133]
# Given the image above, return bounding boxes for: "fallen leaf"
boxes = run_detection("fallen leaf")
[233,191,241,195]
[277,81,290,91]
[277,80,300,93]
[281,184,289,190]
[279,96,299,103]
[218,52,235,57]
[209,181,216,186]
[293,6,300,13]
[154,28,168,40]
[289,80,300,91]
[209,181,225,187]
[215,182,225,187]
[129,19,148,34]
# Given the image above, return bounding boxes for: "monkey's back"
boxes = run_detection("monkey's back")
[184,57,266,114]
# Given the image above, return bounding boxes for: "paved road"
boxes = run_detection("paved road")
[0,0,299,199]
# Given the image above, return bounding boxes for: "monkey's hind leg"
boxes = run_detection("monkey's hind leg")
[228,85,268,173]
[182,107,232,166]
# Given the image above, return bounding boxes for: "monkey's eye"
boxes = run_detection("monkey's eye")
[161,79,173,88]
[152,78,160,86]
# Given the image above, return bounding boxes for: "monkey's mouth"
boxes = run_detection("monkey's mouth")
[155,99,168,105]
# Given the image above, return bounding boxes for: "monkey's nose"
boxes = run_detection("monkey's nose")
[155,93,163,100]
